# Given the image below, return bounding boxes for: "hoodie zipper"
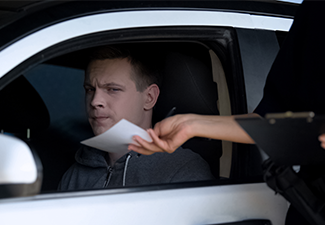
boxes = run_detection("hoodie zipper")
[103,166,113,188]
[103,153,132,188]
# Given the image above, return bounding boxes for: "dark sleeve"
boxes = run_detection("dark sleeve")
[169,148,215,182]
[255,0,325,117]
[254,3,325,225]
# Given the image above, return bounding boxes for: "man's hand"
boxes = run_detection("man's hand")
[128,114,195,155]
[319,134,325,149]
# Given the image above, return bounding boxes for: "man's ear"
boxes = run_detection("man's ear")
[144,84,160,111]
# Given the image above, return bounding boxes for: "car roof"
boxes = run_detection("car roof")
[0,0,298,51]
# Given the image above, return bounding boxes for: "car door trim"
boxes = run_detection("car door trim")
[0,10,292,79]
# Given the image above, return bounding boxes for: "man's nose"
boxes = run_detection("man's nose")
[91,89,106,108]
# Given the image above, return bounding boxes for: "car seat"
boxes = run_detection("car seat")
[153,43,222,178]
[0,76,49,133]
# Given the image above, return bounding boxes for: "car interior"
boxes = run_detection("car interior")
[0,41,264,194]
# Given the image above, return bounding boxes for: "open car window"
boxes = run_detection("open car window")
[0,0,293,195]
[1,28,247,193]
[7,40,228,193]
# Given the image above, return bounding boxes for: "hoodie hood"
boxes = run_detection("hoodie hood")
[75,145,139,168]
[75,145,108,168]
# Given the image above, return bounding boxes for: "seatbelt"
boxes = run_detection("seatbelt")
[209,50,232,178]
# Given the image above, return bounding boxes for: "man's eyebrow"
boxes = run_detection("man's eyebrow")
[102,82,125,88]
[83,82,125,88]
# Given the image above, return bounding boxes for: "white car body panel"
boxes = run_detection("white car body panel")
[0,183,288,225]
[0,10,292,79]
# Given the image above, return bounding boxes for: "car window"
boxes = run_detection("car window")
[23,64,93,191]
[0,26,260,195]
[236,28,280,113]
[3,41,229,192]
[25,64,87,125]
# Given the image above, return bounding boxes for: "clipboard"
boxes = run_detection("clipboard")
[235,112,325,166]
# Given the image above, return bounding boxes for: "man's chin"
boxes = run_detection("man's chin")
[91,127,105,136]
[92,125,114,136]
[90,119,117,136]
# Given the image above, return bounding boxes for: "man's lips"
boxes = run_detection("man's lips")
[91,116,109,122]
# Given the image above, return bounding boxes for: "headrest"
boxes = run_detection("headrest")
[0,76,50,132]
[153,49,219,124]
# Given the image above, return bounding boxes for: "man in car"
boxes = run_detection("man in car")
[58,44,214,190]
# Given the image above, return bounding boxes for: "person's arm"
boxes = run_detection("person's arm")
[128,113,256,155]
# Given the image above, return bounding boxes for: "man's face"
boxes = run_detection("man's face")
[84,58,148,136]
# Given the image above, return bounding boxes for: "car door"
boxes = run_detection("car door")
[0,1,297,224]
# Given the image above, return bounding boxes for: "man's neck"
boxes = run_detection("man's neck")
[106,150,130,167]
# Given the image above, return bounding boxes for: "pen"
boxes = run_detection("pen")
[165,107,176,118]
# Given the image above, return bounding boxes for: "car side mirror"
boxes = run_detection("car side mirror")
[0,134,42,199]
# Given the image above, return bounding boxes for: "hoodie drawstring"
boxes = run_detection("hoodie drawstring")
[123,154,132,186]
[103,166,113,188]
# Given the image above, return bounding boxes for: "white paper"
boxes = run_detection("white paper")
[80,119,152,153]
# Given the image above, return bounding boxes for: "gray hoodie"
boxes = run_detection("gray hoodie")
[58,145,215,190]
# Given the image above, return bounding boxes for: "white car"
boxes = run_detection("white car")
[0,1,299,224]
